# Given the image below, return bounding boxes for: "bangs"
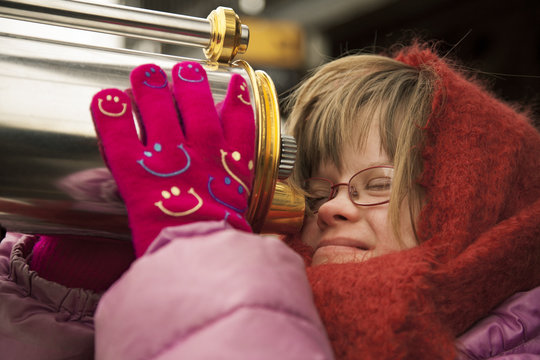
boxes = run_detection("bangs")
[301,86,377,174]
[286,52,435,187]
[291,72,397,181]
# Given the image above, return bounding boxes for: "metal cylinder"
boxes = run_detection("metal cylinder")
[0,0,249,62]
[0,0,208,47]
[0,17,304,238]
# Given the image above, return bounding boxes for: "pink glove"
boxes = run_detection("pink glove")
[91,62,255,257]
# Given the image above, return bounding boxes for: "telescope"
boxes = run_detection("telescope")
[0,0,304,239]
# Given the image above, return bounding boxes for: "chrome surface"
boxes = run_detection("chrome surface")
[0,28,253,238]
[0,0,212,48]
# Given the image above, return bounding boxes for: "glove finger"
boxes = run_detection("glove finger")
[220,74,256,161]
[172,62,222,145]
[130,64,185,146]
[90,88,141,167]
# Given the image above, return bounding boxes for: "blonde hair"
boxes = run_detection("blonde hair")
[285,53,439,243]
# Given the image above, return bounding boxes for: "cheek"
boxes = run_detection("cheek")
[368,208,401,251]
[300,215,320,250]
[369,205,418,252]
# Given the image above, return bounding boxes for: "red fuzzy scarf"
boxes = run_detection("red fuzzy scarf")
[286,45,540,359]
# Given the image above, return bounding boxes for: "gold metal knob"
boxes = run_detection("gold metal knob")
[205,7,249,63]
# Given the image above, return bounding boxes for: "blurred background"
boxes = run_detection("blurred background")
[127,0,540,119]
[2,0,539,118]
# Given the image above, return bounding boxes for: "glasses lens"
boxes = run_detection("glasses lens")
[304,178,332,212]
[349,167,393,205]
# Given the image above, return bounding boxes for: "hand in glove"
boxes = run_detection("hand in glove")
[91,62,255,256]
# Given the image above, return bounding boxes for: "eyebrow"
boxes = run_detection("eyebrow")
[313,160,393,178]
[365,160,393,168]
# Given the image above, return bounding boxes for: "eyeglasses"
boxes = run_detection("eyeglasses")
[303,165,394,213]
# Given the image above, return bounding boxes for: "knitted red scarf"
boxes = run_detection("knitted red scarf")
[286,45,540,359]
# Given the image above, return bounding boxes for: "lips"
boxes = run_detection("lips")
[312,238,373,265]
[317,237,371,251]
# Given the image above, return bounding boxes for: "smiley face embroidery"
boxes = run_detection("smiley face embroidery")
[177,63,204,83]
[207,176,247,213]
[143,67,168,89]
[154,186,203,217]
[98,94,127,117]
[207,149,253,213]
[219,149,252,195]
[137,143,191,177]
[237,82,251,106]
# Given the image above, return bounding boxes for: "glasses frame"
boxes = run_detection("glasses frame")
[304,165,394,213]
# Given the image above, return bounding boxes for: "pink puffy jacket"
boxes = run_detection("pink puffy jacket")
[1,222,538,359]
[95,221,333,359]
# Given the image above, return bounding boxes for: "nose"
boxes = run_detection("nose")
[316,186,360,228]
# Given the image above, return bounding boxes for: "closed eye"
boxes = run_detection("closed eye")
[365,177,391,192]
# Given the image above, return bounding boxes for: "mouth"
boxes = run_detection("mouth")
[316,238,371,252]
[312,238,372,265]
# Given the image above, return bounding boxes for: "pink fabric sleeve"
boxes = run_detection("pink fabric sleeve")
[95,221,333,360]
[456,285,540,359]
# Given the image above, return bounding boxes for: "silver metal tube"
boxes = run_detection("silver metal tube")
[0,29,254,239]
[0,0,212,48]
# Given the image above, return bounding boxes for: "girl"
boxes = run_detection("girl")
[285,44,540,359]
[94,45,539,359]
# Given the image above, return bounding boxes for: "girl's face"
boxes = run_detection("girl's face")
[300,124,418,265]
